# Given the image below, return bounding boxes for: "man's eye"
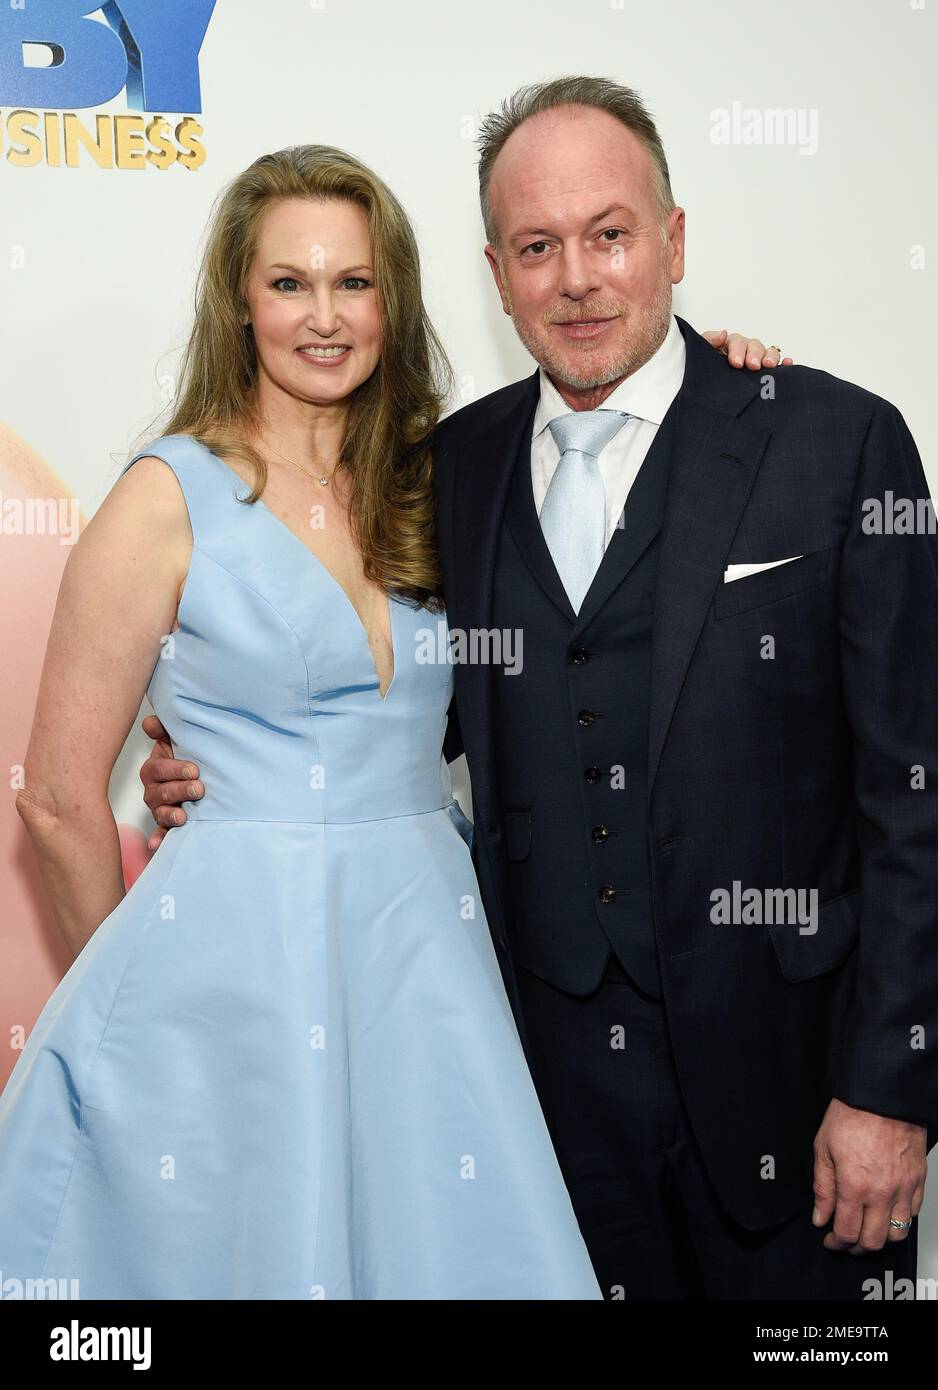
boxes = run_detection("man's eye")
[273,277,301,292]
[601,228,624,242]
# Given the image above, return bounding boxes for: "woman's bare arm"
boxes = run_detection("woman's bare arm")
[15,456,192,958]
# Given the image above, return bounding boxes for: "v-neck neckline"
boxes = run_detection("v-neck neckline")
[204,444,396,702]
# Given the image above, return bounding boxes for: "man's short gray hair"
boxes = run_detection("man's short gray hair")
[477,75,675,250]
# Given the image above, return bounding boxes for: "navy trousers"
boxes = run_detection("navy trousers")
[515,954,919,1300]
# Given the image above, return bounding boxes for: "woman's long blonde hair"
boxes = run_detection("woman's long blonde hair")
[137,145,454,611]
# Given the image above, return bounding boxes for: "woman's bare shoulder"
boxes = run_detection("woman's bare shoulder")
[106,453,193,543]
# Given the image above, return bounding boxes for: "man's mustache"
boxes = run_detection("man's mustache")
[544,304,627,325]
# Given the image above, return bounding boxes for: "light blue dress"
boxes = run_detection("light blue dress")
[0,434,602,1300]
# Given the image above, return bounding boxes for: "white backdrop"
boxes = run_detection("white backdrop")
[2,0,935,1286]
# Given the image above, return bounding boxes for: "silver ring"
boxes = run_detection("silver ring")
[890,1218,913,1230]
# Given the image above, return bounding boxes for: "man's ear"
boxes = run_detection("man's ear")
[667,206,686,286]
[483,244,512,316]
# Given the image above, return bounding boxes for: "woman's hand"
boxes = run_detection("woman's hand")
[703,329,794,369]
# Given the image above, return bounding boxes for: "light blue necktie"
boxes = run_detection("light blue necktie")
[541,409,631,613]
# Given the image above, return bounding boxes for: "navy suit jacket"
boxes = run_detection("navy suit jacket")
[431,316,938,1228]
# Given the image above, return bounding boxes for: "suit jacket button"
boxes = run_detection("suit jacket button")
[577,709,595,726]
[599,885,616,903]
[570,647,589,665]
[584,766,601,784]
[592,825,609,843]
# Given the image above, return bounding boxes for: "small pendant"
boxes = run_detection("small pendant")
[318,476,329,487]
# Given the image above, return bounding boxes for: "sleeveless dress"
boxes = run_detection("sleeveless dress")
[0,434,602,1300]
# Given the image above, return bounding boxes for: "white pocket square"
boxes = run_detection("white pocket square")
[723,555,804,583]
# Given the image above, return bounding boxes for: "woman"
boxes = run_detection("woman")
[1,144,783,1299]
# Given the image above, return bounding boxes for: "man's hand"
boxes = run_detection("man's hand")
[812,1098,927,1253]
[702,329,794,369]
[139,714,203,852]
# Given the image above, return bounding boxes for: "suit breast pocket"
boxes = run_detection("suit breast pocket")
[712,547,832,620]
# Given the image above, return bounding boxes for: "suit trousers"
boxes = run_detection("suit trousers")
[515,952,919,1300]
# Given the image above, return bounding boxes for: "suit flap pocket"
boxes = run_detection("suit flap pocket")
[503,808,532,862]
[713,547,831,619]
[766,886,860,982]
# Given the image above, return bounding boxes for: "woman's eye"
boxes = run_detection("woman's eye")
[273,277,301,292]
[342,277,372,290]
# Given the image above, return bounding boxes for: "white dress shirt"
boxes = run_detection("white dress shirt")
[530,313,687,548]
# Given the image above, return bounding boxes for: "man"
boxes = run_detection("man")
[139,76,935,1299]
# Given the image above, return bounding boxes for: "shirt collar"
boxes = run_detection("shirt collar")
[532,312,686,441]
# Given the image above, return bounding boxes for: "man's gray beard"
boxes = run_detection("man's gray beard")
[505,276,673,391]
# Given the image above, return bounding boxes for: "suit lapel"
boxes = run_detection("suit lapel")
[502,398,574,622]
[449,371,540,817]
[645,318,773,800]
[576,400,676,624]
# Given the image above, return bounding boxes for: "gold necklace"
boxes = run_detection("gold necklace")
[259,439,337,487]
[289,459,336,487]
